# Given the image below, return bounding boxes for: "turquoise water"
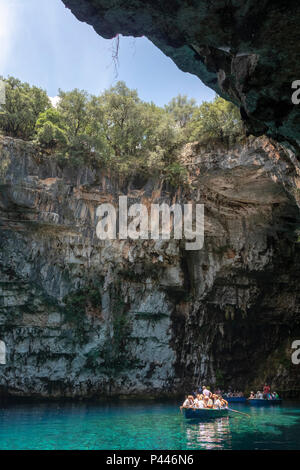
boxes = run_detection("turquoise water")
[0,400,300,450]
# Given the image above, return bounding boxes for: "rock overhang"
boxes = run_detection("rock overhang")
[62,0,300,151]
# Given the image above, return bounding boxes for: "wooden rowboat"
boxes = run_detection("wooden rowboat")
[248,398,282,406]
[183,407,229,420]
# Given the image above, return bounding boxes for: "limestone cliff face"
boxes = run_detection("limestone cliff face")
[62,0,300,151]
[0,136,300,398]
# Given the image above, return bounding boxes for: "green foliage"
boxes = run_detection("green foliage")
[58,88,90,139]
[63,285,102,343]
[0,76,50,140]
[36,107,65,129]
[0,146,10,180]
[85,347,102,370]
[84,289,138,374]
[0,77,51,140]
[0,76,246,183]
[224,305,235,321]
[36,108,68,149]
[60,135,102,167]
[215,368,225,388]
[165,94,197,128]
[99,288,136,374]
[54,89,110,166]
[36,121,68,149]
[98,82,179,177]
[164,161,188,187]
[111,291,131,361]
[186,96,245,145]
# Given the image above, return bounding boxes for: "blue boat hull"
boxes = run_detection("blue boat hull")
[183,408,229,420]
[248,399,282,406]
[226,397,247,403]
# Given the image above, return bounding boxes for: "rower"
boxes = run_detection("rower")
[220,397,228,408]
[263,384,270,399]
[214,396,222,409]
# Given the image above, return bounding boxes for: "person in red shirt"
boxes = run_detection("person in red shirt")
[263,384,270,398]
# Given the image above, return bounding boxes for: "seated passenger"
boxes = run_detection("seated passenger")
[180,395,194,409]
[194,394,205,409]
[249,391,255,399]
[220,397,228,408]
[214,396,222,409]
[193,394,200,407]
[203,396,213,409]
[212,393,218,402]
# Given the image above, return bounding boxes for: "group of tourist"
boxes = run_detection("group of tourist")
[249,384,279,400]
[181,383,280,409]
[180,386,229,410]
[196,387,244,398]
[223,391,244,398]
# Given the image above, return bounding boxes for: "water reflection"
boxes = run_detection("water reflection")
[185,417,231,450]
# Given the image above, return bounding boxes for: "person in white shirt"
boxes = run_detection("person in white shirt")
[193,394,199,407]
[214,397,222,409]
[203,396,213,409]
[220,397,228,408]
[202,386,212,398]
[180,395,194,410]
[194,394,205,408]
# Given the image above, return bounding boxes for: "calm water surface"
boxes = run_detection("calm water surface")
[0,400,299,450]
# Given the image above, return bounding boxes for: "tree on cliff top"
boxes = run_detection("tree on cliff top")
[98,81,181,177]
[101,83,177,150]
[35,108,68,149]
[0,76,50,140]
[165,94,197,128]
[0,76,243,185]
[187,96,244,145]
[58,88,90,139]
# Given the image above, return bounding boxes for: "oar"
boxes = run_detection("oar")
[228,407,250,418]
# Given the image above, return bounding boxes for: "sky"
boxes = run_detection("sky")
[0,0,215,106]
